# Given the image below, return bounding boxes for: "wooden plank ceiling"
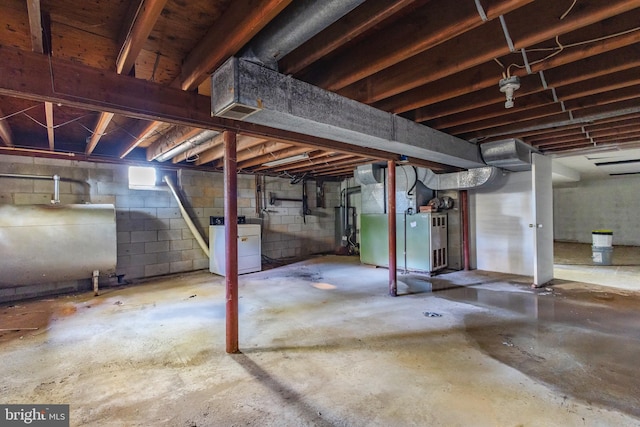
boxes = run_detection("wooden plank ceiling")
[0,0,638,179]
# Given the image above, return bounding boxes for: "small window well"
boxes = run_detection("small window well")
[128,166,159,190]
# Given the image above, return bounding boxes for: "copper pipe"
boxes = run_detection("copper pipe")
[388,160,397,297]
[224,131,239,353]
[460,190,470,271]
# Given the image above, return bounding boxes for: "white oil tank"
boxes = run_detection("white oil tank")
[0,204,117,287]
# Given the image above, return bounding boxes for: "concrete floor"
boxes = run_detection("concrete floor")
[2,254,640,426]
[554,242,640,291]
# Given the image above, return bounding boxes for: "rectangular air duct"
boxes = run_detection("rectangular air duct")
[211,58,486,169]
[481,138,539,172]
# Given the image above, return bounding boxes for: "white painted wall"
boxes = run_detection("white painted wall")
[554,176,640,246]
[470,171,534,276]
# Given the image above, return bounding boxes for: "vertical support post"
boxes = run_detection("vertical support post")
[387,160,397,297]
[461,190,470,271]
[92,270,99,296]
[224,131,239,353]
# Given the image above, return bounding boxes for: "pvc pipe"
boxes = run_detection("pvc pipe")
[163,175,210,258]
[52,174,60,204]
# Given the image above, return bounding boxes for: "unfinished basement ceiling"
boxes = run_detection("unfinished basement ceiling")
[0,0,639,179]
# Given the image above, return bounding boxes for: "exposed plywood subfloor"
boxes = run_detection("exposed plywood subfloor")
[1,256,639,426]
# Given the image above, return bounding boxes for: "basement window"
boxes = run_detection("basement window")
[128,166,159,190]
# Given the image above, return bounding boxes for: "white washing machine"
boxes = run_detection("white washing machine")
[209,224,261,276]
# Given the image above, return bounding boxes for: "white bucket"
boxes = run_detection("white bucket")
[592,246,613,266]
[592,230,613,247]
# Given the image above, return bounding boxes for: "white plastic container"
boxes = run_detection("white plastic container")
[592,230,613,247]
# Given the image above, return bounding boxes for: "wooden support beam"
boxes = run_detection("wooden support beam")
[235,140,286,163]
[120,120,161,158]
[172,132,224,164]
[379,24,640,115]
[44,101,54,150]
[339,0,640,104]
[146,126,203,161]
[195,135,266,166]
[0,106,14,147]
[26,0,44,54]
[86,112,114,155]
[91,1,167,156]
[280,0,418,75]
[179,0,292,91]
[0,46,401,163]
[117,0,168,75]
[306,0,533,91]
[237,146,309,169]
[224,130,239,354]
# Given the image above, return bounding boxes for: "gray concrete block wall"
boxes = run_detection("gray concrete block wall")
[260,177,339,259]
[554,176,640,246]
[0,154,340,301]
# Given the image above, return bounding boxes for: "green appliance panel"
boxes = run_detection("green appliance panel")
[360,213,447,272]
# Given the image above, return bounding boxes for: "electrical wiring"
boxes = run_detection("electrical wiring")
[0,105,40,121]
[497,26,640,78]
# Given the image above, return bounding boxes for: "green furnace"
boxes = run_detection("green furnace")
[360,213,448,273]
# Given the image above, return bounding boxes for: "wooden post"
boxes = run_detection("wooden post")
[224,131,239,353]
[388,160,397,297]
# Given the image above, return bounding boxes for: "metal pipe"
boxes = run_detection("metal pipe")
[224,131,239,354]
[388,161,397,297]
[461,190,471,271]
[92,270,100,296]
[52,174,60,204]
[241,0,365,70]
[163,175,210,258]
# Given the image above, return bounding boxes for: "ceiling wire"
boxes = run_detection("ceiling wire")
[0,105,41,121]
[497,26,640,77]
[560,0,578,20]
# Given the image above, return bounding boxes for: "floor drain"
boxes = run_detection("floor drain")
[423,311,442,317]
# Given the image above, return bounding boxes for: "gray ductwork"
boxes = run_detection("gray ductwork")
[422,167,502,190]
[481,138,539,172]
[156,130,219,162]
[211,57,485,169]
[240,0,366,70]
[354,164,383,185]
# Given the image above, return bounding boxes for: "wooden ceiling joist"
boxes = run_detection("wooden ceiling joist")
[280,0,418,75]
[117,0,168,75]
[0,46,404,164]
[178,0,292,91]
[194,135,267,166]
[26,0,44,54]
[380,19,640,115]
[88,0,168,156]
[44,101,54,150]
[172,132,224,164]
[85,112,114,155]
[146,126,203,161]
[339,0,639,105]
[306,0,533,92]
[237,146,310,170]
[0,106,14,147]
[119,120,163,158]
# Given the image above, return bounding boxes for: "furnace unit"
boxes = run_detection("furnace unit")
[360,213,447,273]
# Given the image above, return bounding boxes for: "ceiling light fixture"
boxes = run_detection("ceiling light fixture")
[499,76,520,109]
[262,153,309,167]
